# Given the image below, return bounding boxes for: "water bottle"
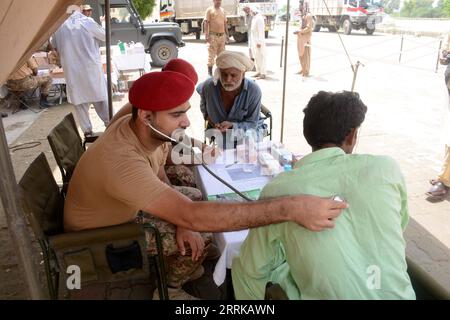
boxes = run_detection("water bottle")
[118,41,126,54]
[243,131,256,173]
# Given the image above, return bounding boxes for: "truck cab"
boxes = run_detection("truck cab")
[88,0,185,67]
[310,0,383,35]
[343,0,383,35]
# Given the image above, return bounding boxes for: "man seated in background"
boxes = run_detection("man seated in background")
[232,91,415,300]
[197,50,265,149]
[6,57,54,109]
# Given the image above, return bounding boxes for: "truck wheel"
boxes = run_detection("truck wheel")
[195,31,201,40]
[313,24,321,32]
[366,26,375,35]
[343,18,352,35]
[233,32,247,43]
[150,39,178,67]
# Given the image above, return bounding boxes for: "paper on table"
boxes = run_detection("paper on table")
[207,189,261,202]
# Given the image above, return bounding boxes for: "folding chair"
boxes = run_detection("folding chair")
[260,104,272,141]
[18,153,162,299]
[47,113,99,195]
[5,84,40,114]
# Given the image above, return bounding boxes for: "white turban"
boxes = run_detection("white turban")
[213,51,254,82]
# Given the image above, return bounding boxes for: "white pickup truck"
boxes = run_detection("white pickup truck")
[310,0,383,35]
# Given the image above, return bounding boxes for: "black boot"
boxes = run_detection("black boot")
[208,66,213,77]
[39,95,54,109]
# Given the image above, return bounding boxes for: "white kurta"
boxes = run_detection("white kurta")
[250,13,266,76]
[52,11,107,106]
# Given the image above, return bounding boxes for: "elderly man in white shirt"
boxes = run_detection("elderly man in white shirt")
[249,7,267,80]
[52,7,110,136]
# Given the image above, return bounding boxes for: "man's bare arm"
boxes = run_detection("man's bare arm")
[143,188,347,233]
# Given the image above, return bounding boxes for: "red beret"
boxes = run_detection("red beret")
[129,71,195,111]
[162,58,198,85]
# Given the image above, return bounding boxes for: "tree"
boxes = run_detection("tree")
[401,0,447,17]
[444,0,450,17]
[382,0,400,14]
[132,0,156,20]
[401,0,416,17]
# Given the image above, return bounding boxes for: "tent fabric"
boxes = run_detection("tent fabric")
[0,0,82,84]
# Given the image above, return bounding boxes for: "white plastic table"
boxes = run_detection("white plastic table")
[193,149,275,286]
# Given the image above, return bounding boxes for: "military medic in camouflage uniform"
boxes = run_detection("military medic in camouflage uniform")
[7,57,54,109]
[204,0,229,76]
[142,162,215,288]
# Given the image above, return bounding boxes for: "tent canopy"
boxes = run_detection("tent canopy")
[0,0,82,84]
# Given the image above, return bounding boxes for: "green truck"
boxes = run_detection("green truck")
[88,0,185,66]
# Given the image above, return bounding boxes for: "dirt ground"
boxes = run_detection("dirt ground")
[0,101,78,299]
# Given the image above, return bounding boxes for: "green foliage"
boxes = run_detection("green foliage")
[132,0,156,19]
[401,0,416,17]
[443,0,450,17]
[381,0,400,14]
[400,0,447,17]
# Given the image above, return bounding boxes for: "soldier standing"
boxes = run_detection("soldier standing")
[204,0,229,76]
[294,0,313,77]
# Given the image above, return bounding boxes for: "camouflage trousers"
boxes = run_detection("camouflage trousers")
[165,165,197,188]
[7,75,52,96]
[141,214,214,288]
[141,165,210,288]
[207,34,226,67]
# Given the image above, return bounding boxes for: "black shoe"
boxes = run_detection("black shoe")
[40,95,55,109]
[1,112,7,118]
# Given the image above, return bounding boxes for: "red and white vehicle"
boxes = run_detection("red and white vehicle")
[309,0,384,35]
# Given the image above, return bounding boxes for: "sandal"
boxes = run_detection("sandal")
[429,179,440,185]
[426,181,449,199]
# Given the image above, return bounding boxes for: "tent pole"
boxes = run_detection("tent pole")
[280,0,290,143]
[0,119,44,299]
[105,0,113,120]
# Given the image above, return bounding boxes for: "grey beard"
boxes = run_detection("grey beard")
[222,83,240,92]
